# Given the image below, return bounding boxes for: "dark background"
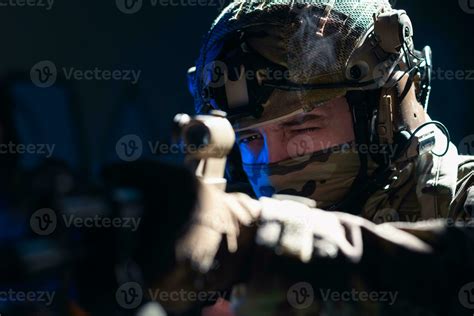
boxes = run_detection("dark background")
[0,0,473,177]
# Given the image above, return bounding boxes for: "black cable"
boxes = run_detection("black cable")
[386,42,430,91]
[386,66,416,90]
[403,43,412,70]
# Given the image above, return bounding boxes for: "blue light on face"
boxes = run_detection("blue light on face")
[239,134,275,198]
[241,161,275,198]
[237,132,271,165]
[239,143,270,165]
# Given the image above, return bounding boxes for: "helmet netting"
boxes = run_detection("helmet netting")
[193,0,393,113]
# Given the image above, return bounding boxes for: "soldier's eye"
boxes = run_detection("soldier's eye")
[238,134,262,145]
[292,127,321,134]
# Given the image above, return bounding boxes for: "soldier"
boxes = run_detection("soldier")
[129,0,474,315]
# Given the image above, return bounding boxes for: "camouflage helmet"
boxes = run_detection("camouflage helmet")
[188,0,431,132]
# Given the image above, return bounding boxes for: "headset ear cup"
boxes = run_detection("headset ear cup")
[374,10,413,54]
[345,9,415,88]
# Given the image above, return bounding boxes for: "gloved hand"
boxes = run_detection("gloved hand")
[256,196,431,264]
[176,181,261,273]
[256,197,364,263]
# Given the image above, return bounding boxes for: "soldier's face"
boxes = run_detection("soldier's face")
[236,96,355,164]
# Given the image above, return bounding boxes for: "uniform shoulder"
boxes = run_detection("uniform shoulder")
[458,155,474,180]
